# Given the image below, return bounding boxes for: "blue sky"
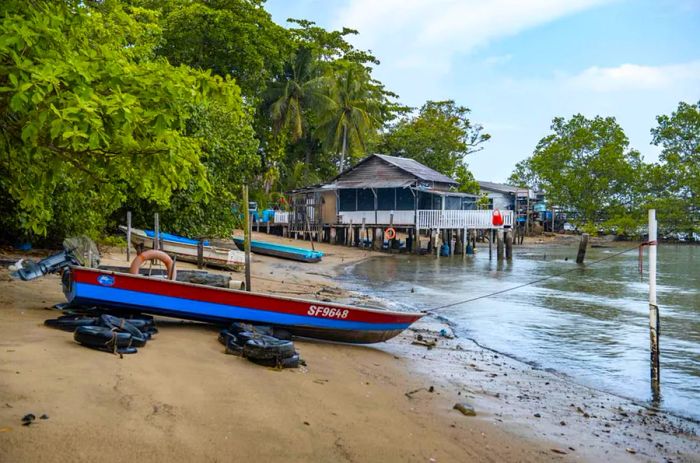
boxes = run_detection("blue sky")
[265,0,700,182]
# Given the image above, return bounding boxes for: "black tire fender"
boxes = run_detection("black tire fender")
[44,315,98,332]
[243,338,296,360]
[73,326,133,351]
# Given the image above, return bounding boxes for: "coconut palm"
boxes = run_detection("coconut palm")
[316,62,382,172]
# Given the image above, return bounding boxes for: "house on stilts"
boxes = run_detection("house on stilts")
[274,154,513,254]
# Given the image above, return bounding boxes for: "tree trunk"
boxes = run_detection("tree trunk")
[339,123,348,172]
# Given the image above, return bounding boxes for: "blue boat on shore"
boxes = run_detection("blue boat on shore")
[232,237,323,263]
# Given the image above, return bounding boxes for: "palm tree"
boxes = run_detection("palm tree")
[264,47,323,142]
[316,62,382,172]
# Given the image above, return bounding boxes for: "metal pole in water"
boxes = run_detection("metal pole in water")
[243,185,252,292]
[648,209,660,399]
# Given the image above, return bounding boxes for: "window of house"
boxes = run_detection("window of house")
[338,189,356,211]
[377,188,395,210]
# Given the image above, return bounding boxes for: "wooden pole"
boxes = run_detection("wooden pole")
[435,228,440,258]
[576,233,589,264]
[153,213,160,251]
[496,229,504,261]
[505,229,513,260]
[126,211,132,262]
[242,185,251,292]
[648,209,660,399]
[197,240,204,269]
[488,228,493,260]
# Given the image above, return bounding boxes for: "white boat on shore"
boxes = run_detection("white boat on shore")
[120,226,244,271]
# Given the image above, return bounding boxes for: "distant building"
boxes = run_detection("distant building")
[477,181,546,230]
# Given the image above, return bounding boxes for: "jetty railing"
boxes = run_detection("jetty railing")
[336,210,513,229]
[417,210,513,229]
[274,211,290,224]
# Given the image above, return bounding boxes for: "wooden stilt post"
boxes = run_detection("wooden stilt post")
[126,211,132,262]
[576,233,589,264]
[435,228,440,258]
[496,229,504,261]
[505,229,513,260]
[373,227,382,250]
[648,209,660,399]
[242,185,252,292]
[489,228,493,260]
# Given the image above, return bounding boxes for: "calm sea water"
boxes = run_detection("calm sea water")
[341,243,700,420]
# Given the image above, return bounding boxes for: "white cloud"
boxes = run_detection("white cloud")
[333,0,611,74]
[483,54,513,67]
[566,61,700,92]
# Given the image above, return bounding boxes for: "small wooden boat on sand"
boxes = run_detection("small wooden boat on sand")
[232,237,323,263]
[122,226,244,271]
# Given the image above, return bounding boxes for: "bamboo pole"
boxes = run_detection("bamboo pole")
[242,185,251,292]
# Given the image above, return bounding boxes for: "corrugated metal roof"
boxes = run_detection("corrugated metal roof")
[477,181,520,194]
[375,154,457,185]
[335,178,415,189]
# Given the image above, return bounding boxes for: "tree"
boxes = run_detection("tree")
[316,61,384,171]
[511,114,643,232]
[650,100,700,234]
[376,100,489,185]
[0,0,258,240]
[153,0,290,100]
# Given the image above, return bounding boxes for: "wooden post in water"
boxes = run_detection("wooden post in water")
[488,228,493,260]
[576,233,589,264]
[242,185,252,292]
[648,209,660,399]
[505,229,513,260]
[496,229,504,260]
[126,211,132,261]
[435,228,440,258]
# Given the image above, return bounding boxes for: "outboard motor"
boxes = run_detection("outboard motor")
[11,250,81,281]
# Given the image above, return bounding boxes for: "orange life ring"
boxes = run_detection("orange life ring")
[492,209,504,226]
[129,249,176,280]
[384,227,396,240]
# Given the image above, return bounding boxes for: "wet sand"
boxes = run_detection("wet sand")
[0,233,698,462]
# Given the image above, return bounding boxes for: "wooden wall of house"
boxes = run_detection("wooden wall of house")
[320,191,336,224]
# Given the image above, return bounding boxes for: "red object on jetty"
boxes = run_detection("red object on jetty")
[492,209,504,226]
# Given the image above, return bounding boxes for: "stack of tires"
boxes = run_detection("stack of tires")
[44,313,157,354]
[218,322,301,369]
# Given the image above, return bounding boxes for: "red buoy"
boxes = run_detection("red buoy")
[492,209,504,226]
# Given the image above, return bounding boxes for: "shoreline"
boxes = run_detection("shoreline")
[0,234,698,462]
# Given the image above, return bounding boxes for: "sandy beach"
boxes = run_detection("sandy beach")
[0,233,698,462]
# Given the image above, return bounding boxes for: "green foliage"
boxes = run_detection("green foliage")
[154,0,289,99]
[0,0,257,241]
[512,114,643,232]
[376,100,488,187]
[650,100,700,234]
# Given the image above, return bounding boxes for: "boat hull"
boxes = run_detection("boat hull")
[123,227,244,271]
[64,267,422,344]
[232,238,322,263]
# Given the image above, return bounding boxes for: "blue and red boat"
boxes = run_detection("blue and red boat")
[62,266,423,344]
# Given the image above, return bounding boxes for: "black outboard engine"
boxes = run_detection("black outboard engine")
[11,250,81,281]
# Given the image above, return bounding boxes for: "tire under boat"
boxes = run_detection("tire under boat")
[63,267,423,344]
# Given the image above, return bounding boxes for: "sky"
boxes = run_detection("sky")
[265,0,700,182]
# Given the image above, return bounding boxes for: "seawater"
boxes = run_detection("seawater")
[341,243,700,420]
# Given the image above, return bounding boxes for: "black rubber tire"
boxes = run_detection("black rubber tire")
[243,338,296,360]
[44,315,98,332]
[228,322,274,337]
[98,315,148,347]
[272,328,293,341]
[234,331,278,347]
[248,354,300,368]
[218,329,236,346]
[224,337,244,356]
[74,326,133,351]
